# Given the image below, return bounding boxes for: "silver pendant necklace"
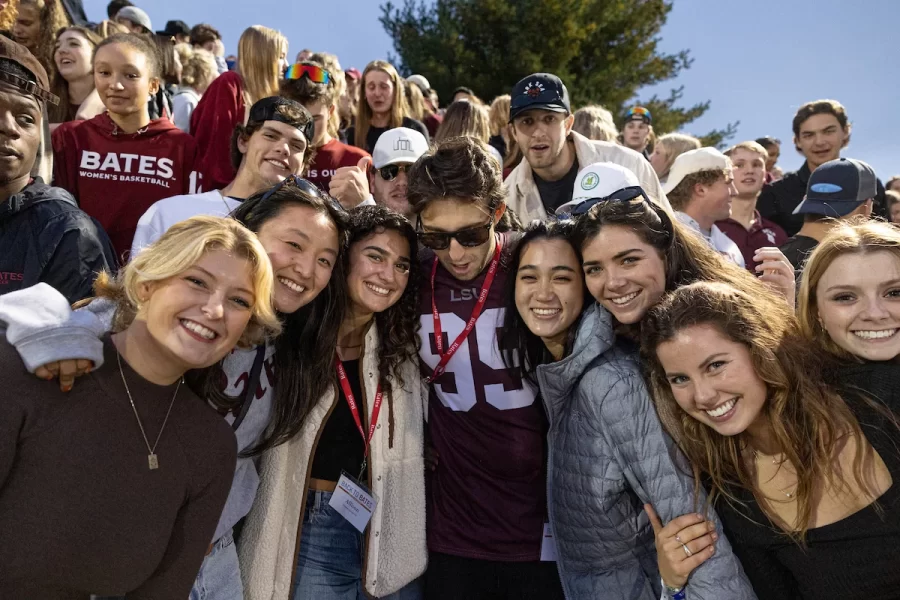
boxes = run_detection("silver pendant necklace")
[753,449,796,499]
[117,352,181,470]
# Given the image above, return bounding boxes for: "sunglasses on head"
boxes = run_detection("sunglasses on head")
[563,186,652,216]
[416,214,495,250]
[284,64,331,84]
[626,106,651,120]
[260,174,345,214]
[378,163,411,181]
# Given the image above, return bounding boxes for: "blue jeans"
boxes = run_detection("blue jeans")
[292,489,423,600]
[189,529,243,600]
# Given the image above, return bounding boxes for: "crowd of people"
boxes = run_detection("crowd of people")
[0,1,898,599]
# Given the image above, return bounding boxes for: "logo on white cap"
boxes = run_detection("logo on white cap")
[581,172,600,190]
[372,127,429,169]
[555,162,642,215]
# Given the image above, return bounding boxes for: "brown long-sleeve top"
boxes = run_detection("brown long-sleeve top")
[0,335,237,599]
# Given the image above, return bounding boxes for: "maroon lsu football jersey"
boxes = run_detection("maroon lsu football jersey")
[418,232,548,561]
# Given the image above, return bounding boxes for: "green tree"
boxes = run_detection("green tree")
[379,0,736,146]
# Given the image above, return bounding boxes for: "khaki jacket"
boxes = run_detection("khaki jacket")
[506,131,671,221]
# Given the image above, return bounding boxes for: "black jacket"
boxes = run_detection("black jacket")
[0,178,117,304]
[758,161,887,237]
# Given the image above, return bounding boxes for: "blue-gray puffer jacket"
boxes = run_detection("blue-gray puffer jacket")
[535,303,757,600]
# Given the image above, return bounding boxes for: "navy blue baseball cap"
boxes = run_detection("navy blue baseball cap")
[508,73,571,122]
[793,158,877,217]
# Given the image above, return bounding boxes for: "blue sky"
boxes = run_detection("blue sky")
[82,0,900,179]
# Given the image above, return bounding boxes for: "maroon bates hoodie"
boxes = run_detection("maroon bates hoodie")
[52,113,202,260]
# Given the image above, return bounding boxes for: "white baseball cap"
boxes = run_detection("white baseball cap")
[555,162,642,215]
[662,147,731,194]
[407,74,430,93]
[372,127,429,169]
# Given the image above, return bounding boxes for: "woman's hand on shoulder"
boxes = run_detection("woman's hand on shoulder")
[645,503,717,589]
[35,359,93,392]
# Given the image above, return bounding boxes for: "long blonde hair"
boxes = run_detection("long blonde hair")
[17,0,69,79]
[0,0,18,31]
[96,215,281,348]
[798,219,900,359]
[487,94,510,137]
[354,60,407,151]
[433,99,490,145]
[572,105,618,142]
[641,280,883,542]
[655,133,701,179]
[237,25,287,106]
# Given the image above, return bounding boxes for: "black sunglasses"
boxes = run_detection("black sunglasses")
[260,174,345,213]
[416,214,495,250]
[378,164,411,181]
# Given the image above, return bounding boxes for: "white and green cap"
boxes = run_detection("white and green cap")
[555,162,642,216]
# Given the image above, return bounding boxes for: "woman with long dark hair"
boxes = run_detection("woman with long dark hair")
[4,178,350,600]
[641,280,900,599]
[500,219,755,600]
[240,205,426,600]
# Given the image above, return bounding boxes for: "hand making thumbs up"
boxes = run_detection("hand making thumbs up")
[329,155,372,209]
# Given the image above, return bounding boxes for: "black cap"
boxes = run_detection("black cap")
[157,20,191,37]
[248,96,315,144]
[508,73,570,122]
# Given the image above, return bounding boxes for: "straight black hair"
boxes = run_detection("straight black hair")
[190,181,350,456]
[499,219,588,386]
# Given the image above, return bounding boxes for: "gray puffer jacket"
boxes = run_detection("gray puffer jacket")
[535,303,756,600]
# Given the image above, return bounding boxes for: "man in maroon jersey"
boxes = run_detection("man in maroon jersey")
[407,137,563,600]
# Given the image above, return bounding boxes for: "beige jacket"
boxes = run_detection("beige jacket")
[506,131,671,221]
[238,324,427,599]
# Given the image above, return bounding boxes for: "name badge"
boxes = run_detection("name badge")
[540,522,558,562]
[328,472,377,533]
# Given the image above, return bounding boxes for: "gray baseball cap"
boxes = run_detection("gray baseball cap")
[793,158,877,217]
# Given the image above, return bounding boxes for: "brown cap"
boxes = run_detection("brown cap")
[0,36,59,105]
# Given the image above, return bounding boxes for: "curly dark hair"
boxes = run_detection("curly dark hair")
[345,205,421,396]
[407,136,506,213]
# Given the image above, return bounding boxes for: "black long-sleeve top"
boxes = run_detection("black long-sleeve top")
[717,360,900,599]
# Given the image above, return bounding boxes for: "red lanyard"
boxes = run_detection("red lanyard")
[427,235,503,384]
[334,357,383,461]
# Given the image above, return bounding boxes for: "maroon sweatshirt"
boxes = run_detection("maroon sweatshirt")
[52,113,202,260]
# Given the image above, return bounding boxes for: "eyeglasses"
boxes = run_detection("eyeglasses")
[284,63,331,84]
[378,164,411,181]
[416,215,495,250]
[260,174,345,214]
